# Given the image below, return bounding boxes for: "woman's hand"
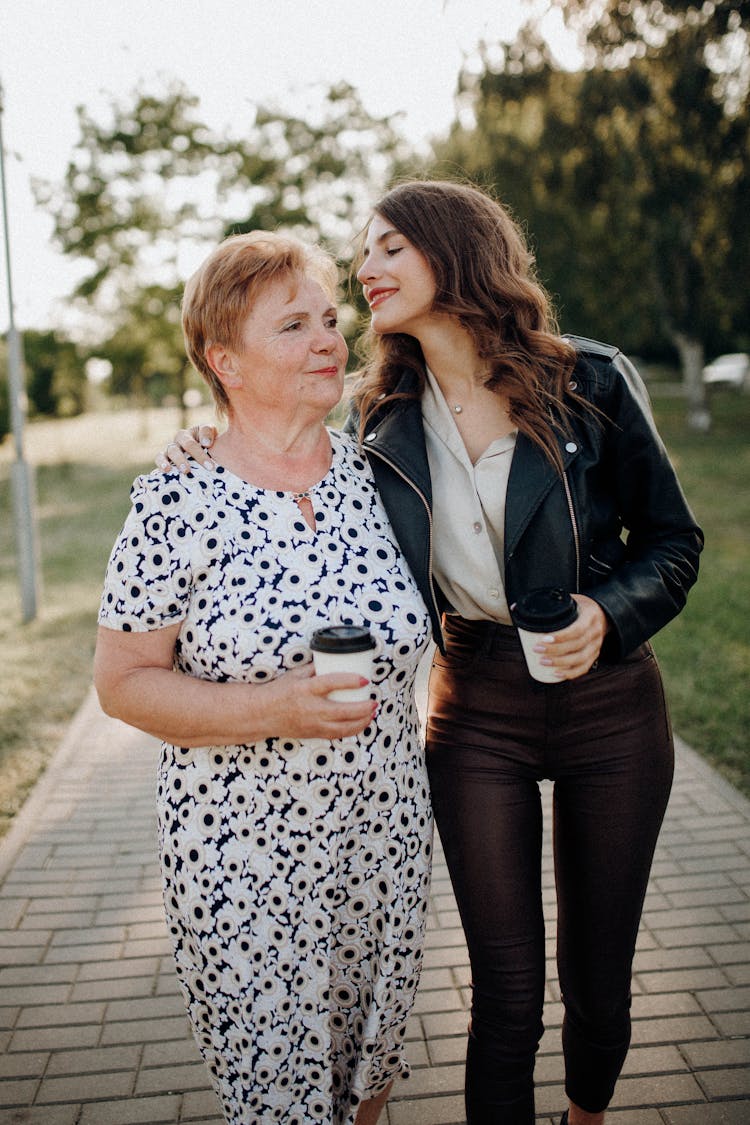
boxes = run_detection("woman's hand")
[532,593,610,681]
[260,665,377,740]
[155,424,219,473]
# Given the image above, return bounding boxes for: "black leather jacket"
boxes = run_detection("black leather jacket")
[346,337,703,659]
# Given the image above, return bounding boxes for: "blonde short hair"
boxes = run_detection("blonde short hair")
[182,231,339,414]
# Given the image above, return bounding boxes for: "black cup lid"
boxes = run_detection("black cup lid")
[310,625,376,653]
[512,587,578,632]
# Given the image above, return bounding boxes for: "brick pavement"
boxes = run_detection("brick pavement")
[1,670,749,1124]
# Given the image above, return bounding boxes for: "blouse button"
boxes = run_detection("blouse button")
[565,441,577,453]
[472,521,482,534]
[488,588,500,599]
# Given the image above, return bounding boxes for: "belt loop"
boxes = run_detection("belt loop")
[479,621,494,658]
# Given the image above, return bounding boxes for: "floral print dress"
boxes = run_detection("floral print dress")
[98,429,433,1124]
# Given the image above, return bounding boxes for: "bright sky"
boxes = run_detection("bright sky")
[0,0,579,333]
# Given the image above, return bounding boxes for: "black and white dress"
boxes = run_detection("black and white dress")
[98,430,433,1124]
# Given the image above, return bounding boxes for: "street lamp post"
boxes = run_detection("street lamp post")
[0,79,40,622]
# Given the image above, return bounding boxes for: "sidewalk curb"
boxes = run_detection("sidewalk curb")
[674,733,750,815]
[0,684,101,883]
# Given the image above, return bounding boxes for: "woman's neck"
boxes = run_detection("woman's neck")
[415,318,488,400]
[415,316,515,459]
[212,411,332,493]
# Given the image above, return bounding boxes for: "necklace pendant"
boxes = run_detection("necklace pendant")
[453,404,463,414]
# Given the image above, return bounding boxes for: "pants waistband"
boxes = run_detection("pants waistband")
[442,614,521,658]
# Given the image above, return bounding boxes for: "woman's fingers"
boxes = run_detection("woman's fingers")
[306,673,377,734]
[154,426,218,473]
[197,424,218,450]
[307,671,372,695]
[532,594,609,680]
[269,667,377,738]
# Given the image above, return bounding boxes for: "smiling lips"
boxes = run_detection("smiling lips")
[366,287,398,309]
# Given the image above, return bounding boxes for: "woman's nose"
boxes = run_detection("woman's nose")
[356,257,375,283]
[313,326,339,352]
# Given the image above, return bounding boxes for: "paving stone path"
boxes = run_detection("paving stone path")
[1,670,749,1124]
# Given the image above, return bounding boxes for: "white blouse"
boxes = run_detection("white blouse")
[422,368,517,624]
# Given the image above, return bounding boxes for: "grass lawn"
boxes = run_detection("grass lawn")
[0,387,748,838]
[648,385,750,795]
[0,406,203,836]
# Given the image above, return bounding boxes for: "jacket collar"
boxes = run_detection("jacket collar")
[360,371,433,503]
[357,366,581,549]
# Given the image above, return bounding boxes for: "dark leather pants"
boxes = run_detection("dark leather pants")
[425,616,674,1123]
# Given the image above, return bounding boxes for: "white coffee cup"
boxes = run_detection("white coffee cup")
[512,588,578,683]
[310,625,376,701]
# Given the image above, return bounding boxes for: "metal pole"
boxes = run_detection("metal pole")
[0,79,40,622]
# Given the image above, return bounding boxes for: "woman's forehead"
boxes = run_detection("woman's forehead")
[247,272,335,318]
[361,213,403,252]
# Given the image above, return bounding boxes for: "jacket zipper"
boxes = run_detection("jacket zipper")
[562,469,581,591]
[364,444,442,639]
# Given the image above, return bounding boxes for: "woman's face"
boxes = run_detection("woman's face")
[356,213,437,337]
[224,273,347,415]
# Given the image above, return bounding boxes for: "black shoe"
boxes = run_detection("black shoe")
[560,1113,569,1125]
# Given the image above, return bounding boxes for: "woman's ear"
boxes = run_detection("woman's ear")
[205,343,242,389]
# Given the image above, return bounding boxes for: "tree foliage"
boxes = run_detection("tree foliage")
[435,1,749,427]
[36,81,408,405]
[1,330,85,438]
[23,330,86,418]
[557,0,750,343]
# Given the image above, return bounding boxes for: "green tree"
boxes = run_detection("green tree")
[435,3,750,428]
[23,330,86,418]
[435,31,664,347]
[555,0,750,426]
[36,81,409,413]
[220,81,408,249]
[97,283,200,428]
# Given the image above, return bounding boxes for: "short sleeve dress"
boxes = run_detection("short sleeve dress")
[98,429,433,1125]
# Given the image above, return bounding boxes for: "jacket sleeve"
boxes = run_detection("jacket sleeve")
[585,353,704,658]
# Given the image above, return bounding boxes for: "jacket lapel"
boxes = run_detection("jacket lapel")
[505,430,579,559]
[360,372,433,505]
[356,368,580,567]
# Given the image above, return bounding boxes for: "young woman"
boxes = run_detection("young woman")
[159,181,703,1124]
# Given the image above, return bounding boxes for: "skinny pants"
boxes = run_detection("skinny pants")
[425,616,674,1123]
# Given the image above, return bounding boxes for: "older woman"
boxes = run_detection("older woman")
[94,231,432,1125]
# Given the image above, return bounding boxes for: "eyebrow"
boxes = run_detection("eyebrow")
[362,227,401,256]
[277,305,337,321]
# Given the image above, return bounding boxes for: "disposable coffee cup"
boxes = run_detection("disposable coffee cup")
[310,625,376,701]
[512,588,578,683]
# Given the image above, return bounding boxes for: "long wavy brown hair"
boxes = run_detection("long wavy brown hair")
[351,180,580,471]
